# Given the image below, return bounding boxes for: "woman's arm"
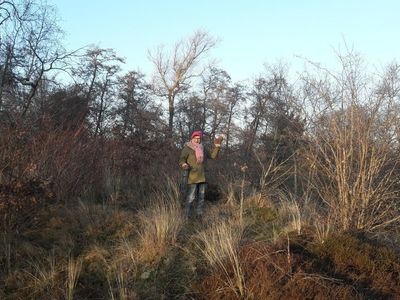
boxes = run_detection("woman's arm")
[208,135,223,159]
[179,147,190,168]
[209,145,220,159]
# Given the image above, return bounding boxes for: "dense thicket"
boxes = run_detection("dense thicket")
[1,0,400,231]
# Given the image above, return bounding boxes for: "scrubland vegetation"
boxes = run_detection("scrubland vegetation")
[1,1,400,299]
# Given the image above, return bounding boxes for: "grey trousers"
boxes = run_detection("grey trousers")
[185,182,206,218]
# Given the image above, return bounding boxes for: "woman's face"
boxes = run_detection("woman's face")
[192,136,201,144]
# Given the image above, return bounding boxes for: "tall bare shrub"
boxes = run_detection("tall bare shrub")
[301,54,400,232]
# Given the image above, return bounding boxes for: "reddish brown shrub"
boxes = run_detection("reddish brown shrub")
[192,232,400,299]
[309,232,400,297]
[0,178,55,231]
[0,122,103,203]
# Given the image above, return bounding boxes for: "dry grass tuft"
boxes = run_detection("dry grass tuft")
[107,261,138,300]
[22,254,63,299]
[193,220,246,298]
[277,192,303,235]
[136,197,184,265]
[65,255,82,300]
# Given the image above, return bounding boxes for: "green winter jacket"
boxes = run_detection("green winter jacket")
[179,144,220,184]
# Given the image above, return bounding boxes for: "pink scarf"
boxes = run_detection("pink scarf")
[186,141,204,163]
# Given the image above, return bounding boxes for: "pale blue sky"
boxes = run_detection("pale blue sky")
[53,0,400,82]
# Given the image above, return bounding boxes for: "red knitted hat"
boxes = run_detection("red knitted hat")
[191,130,203,139]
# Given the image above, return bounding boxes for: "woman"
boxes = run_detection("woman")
[179,130,222,219]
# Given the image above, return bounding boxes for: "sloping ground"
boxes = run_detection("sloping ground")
[192,232,400,299]
[2,179,399,299]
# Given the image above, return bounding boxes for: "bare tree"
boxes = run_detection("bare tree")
[0,0,76,117]
[225,83,245,149]
[113,70,162,140]
[175,93,204,144]
[244,70,289,156]
[200,67,231,140]
[174,67,242,146]
[148,30,217,137]
[73,47,124,136]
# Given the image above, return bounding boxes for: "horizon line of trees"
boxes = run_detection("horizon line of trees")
[0,1,306,149]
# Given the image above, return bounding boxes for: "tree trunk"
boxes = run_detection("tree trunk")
[246,116,260,156]
[21,70,43,117]
[94,79,108,136]
[226,105,234,149]
[168,94,175,137]
[0,47,12,110]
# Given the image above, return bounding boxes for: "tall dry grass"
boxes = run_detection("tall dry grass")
[105,182,184,299]
[194,220,245,298]
[277,192,303,235]
[23,253,61,299]
[65,255,82,300]
[136,196,184,265]
[107,262,133,300]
